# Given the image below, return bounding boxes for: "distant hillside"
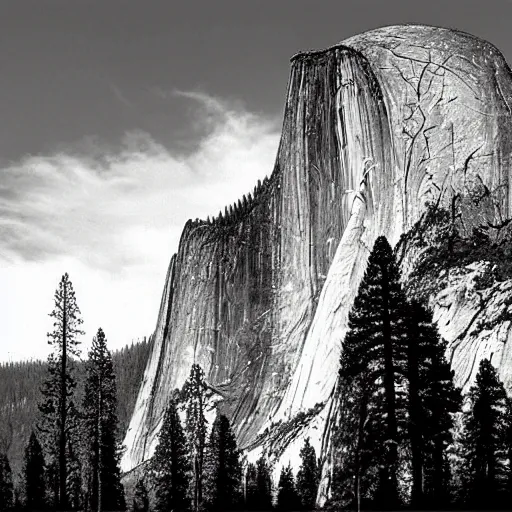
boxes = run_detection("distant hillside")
[0,338,152,481]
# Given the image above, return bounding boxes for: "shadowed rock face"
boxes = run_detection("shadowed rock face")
[122,24,512,504]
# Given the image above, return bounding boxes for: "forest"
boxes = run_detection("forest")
[2,236,512,512]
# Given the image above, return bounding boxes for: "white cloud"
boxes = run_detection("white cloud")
[0,92,280,361]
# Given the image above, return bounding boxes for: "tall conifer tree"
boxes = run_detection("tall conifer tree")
[245,456,272,510]
[413,303,461,507]
[456,358,510,508]
[296,438,319,510]
[339,236,408,507]
[336,237,460,509]
[38,273,83,510]
[183,364,207,512]
[255,456,273,510]
[277,464,299,511]
[151,399,190,512]
[406,301,461,507]
[203,415,242,511]
[82,328,125,512]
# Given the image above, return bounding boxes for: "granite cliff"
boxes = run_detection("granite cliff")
[121,25,512,504]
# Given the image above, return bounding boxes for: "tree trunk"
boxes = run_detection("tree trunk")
[194,454,200,512]
[59,288,68,510]
[98,381,102,512]
[407,324,423,506]
[380,263,399,506]
[354,383,369,512]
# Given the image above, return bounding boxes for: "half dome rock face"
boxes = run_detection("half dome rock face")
[122,23,512,502]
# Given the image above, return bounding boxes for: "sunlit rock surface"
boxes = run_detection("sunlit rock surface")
[122,24,512,505]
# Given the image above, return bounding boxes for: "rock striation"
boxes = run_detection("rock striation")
[122,24,512,504]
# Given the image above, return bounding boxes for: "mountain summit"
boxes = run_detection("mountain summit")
[121,24,512,505]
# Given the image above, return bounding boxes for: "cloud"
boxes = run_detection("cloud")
[109,82,134,109]
[0,93,281,361]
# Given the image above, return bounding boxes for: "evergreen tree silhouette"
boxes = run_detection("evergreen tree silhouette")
[339,236,408,508]
[277,464,299,511]
[82,328,125,512]
[331,372,381,510]
[203,414,242,511]
[183,364,207,512]
[296,438,319,509]
[414,303,461,508]
[132,478,149,512]
[0,453,13,511]
[151,399,190,512]
[246,456,272,510]
[245,463,258,510]
[66,439,82,510]
[38,273,83,510]
[406,300,461,507]
[23,432,46,511]
[255,456,273,510]
[456,358,510,508]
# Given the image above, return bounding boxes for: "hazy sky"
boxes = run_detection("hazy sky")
[1,0,512,361]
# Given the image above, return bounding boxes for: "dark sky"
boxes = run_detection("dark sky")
[1,0,510,164]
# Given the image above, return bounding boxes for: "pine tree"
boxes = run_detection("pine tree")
[82,328,125,512]
[416,304,461,507]
[338,236,408,508]
[255,456,273,510]
[23,432,46,511]
[456,358,510,508]
[38,273,83,510]
[182,365,207,512]
[405,300,461,507]
[203,415,242,511]
[277,464,299,511]
[132,479,149,512]
[245,464,258,510]
[66,439,82,510]
[296,438,319,510]
[45,461,58,509]
[331,372,381,510]
[245,456,272,510]
[151,399,190,512]
[0,453,13,511]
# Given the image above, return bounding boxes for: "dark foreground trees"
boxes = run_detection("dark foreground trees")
[337,236,409,508]
[414,303,461,507]
[333,236,461,509]
[183,364,208,512]
[23,432,46,510]
[38,273,83,510]
[203,415,242,511]
[132,478,149,512]
[454,358,512,508]
[151,400,190,512]
[0,453,13,511]
[277,464,299,511]
[296,438,319,509]
[245,455,273,510]
[82,328,125,512]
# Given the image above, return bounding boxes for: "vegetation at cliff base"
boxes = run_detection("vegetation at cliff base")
[5,240,512,512]
[0,337,151,491]
[150,400,190,512]
[329,235,512,511]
